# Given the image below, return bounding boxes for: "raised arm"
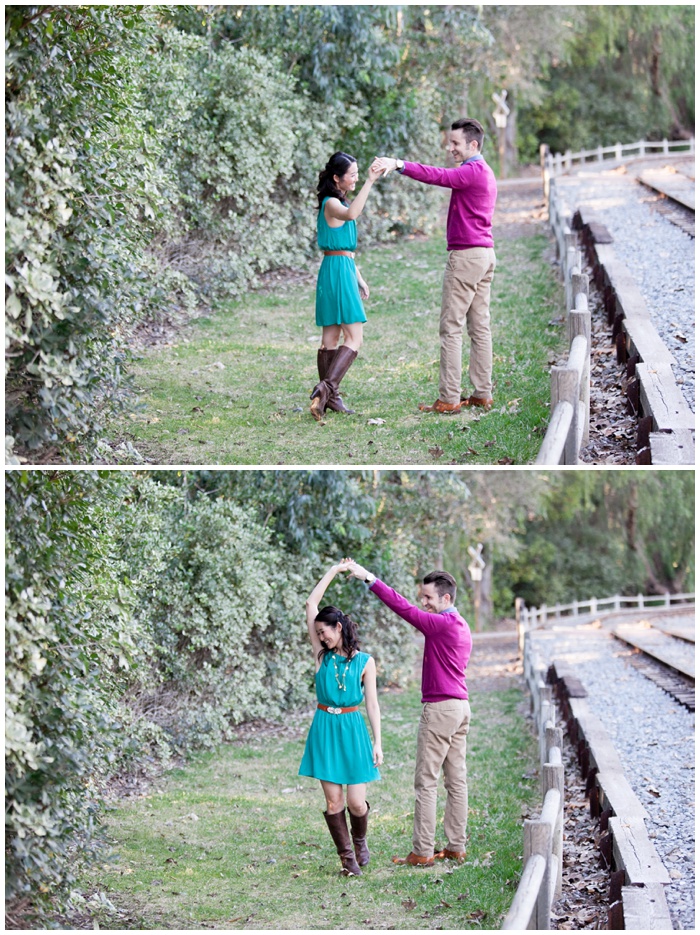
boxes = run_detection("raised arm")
[305,561,352,659]
[343,560,443,635]
[324,162,385,224]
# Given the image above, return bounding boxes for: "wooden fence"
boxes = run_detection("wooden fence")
[535,187,591,464]
[512,595,692,929]
[516,591,695,645]
[541,138,695,181]
[502,656,564,930]
[539,138,696,465]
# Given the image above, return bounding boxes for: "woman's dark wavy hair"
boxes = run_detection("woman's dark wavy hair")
[317,152,357,209]
[315,605,361,661]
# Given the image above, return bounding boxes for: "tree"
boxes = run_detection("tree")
[494,471,695,614]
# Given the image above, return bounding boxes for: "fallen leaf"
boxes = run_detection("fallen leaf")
[402,899,417,910]
[367,418,386,425]
[428,445,444,459]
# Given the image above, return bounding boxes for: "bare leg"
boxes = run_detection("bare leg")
[321,325,342,350]
[320,779,346,814]
[346,783,367,817]
[340,321,364,352]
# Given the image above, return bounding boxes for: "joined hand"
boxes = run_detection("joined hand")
[372,156,396,177]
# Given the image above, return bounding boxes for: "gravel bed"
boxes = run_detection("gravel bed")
[554,165,695,412]
[529,624,695,930]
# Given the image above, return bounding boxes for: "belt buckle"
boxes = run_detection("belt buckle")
[328,706,341,715]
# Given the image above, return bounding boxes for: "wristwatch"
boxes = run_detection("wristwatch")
[396,159,405,172]
[365,573,376,585]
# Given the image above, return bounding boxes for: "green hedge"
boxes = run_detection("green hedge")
[5,7,169,454]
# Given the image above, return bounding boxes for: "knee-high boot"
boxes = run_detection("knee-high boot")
[310,345,357,421]
[317,348,355,414]
[348,802,370,866]
[323,809,362,876]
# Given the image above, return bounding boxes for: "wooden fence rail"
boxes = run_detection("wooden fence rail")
[535,197,590,464]
[541,138,695,182]
[516,591,695,642]
[502,661,564,930]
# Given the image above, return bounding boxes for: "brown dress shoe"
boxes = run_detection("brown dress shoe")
[460,394,493,411]
[392,851,435,866]
[433,848,466,862]
[418,398,462,413]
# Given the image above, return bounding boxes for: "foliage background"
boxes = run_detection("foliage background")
[5,4,695,457]
[5,468,694,912]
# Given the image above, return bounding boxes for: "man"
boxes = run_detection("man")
[344,560,472,866]
[374,118,497,412]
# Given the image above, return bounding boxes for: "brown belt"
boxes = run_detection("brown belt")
[318,703,360,714]
[323,250,355,258]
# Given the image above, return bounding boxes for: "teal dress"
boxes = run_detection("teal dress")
[299,651,380,785]
[315,197,367,327]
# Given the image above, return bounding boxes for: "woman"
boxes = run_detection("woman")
[299,560,383,876]
[309,153,384,421]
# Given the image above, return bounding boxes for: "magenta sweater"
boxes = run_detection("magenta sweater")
[370,578,472,702]
[401,156,497,250]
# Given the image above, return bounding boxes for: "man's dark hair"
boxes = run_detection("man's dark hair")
[451,117,485,152]
[423,570,457,602]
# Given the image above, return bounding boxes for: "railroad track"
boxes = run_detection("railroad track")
[603,612,695,710]
[637,165,695,237]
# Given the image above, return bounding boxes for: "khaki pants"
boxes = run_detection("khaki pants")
[413,699,472,857]
[439,247,496,403]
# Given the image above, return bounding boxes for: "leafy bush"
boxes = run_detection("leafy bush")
[127,482,417,747]
[5,470,142,901]
[4,7,171,454]
[142,27,336,298]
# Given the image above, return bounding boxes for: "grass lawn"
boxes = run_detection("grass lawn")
[76,683,539,930]
[108,231,564,465]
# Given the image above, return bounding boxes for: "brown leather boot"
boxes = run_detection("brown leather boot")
[310,345,357,421]
[348,803,370,866]
[317,348,355,414]
[323,809,362,875]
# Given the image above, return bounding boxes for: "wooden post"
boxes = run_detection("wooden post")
[570,298,591,445]
[551,367,578,463]
[524,819,552,929]
[502,855,546,930]
[543,748,565,898]
[540,143,551,201]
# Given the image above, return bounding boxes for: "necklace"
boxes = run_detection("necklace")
[331,653,350,692]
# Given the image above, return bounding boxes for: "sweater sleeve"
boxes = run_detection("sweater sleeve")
[369,578,443,635]
[401,161,476,191]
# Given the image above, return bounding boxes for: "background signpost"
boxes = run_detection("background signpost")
[468,543,486,632]
[492,89,510,179]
